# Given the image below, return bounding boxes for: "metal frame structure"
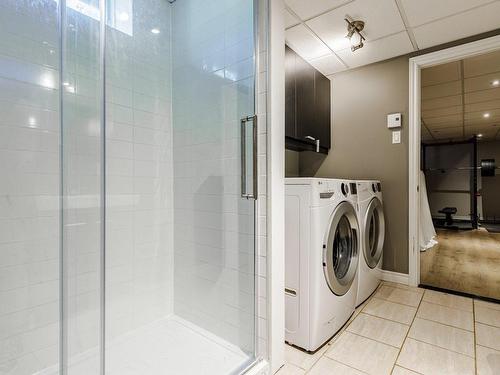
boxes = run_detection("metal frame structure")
[421,136,478,229]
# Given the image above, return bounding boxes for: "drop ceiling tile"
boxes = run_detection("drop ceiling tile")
[422,105,462,119]
[412,2,500,49]
[463,50,500,77]
[399,0,492,27]
[285,24,331,60]
[464,125,498,140]
[306,0,406,52]
[421,95,462,111]
[309,53,346,76]
[465,99,500,113]
[430,126,464,139]
[425,113,462,126]
[465,74,500,93]
[465,88,500,104]
[421,61,461,87]
[285,9,301,29]
[425,121,464,130]
[336,32,413,68]
[422,81,462,100]
[465,109,500,122]
[284,0,351,21]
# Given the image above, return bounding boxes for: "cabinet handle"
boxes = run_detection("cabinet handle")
[305,135,320,153]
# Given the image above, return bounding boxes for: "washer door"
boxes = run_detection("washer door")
[323,201,359,296]
[363,197,385,268]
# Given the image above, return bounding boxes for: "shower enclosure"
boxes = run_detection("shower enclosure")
[0,0,266,374]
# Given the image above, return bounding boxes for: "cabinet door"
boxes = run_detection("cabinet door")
[285,46,297,139]
[314,71,331,149]
[295,54,316,144]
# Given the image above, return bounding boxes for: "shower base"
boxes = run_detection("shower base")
[42,316,252,375]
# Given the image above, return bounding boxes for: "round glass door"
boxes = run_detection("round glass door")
[364,198,385,268]
[323,201,359,296]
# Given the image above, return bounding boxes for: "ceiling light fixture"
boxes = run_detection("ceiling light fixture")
[492,79,500,87]
[477,133,483,138]
[151,28,160,34]
[345,18,365,52]
[483,113,490,118]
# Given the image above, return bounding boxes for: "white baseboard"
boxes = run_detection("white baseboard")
[381,270,409,286]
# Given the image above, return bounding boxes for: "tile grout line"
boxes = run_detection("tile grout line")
[414,314,474,333]
[406,335,475,359]
[360,310,413,326]
[304,284,385,374]
[474,320,500,330]
[473,299,477,375]
[344,328,403,350]
[355,310,412,327]
[390,285,425,374]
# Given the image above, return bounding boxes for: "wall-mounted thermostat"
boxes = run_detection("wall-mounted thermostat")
[387,113,402,128]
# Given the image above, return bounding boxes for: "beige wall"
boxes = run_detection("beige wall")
[286,56,410,273]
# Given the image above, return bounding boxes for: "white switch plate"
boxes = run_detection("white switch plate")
[392,130,401,144]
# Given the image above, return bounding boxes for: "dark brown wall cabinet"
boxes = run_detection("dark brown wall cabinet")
[285,45,331,154]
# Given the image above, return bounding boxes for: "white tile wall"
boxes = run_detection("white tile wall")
[0,1,61,373]
[104,0,175,369]
[171,0,268,361]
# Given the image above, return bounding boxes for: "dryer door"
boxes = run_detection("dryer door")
[323,201,359,296]
[363,197,385,268]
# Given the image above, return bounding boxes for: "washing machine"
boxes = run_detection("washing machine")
[285,178,360,352]
[355,180,385,307]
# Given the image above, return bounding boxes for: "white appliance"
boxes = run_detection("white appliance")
[285,178,360,352]
[355,180,385,307]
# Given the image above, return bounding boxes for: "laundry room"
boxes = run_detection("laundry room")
[278,1,500,374]
[2,1,500,375]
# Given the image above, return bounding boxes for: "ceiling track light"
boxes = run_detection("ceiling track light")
[345,18,365,52]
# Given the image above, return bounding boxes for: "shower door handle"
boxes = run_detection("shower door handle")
[241,115,258,200]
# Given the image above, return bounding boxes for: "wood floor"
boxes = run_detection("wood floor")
[421,228,500,300]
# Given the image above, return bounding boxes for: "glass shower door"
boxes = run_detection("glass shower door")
[0,0,262,373]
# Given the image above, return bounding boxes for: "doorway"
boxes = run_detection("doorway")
[408,36,500,300]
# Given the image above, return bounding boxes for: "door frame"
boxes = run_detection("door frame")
[408,34,500,287]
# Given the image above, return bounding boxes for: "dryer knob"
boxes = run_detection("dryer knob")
[341,183,348,196]
[372,183,377,193]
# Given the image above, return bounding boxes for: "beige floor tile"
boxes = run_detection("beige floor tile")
[276,363,305,375]
[476,345,500,375]
[325,331,399,375]
[475,299,500,311]
[422,289,473,312]
[308,356,365,375]
[475,306,500,327]
[408,317,474,357]
[476,322,500,351]
[346,312,409,348]
[363,297,417,325]
[391,366,420,375]
[396,338,474,375]
[416,301,473,331]
[381,281,424,295]
[284,343,327,371]
[374,285,422,307]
